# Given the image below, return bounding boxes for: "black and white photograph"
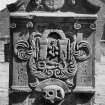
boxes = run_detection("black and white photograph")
[0,0,105,105]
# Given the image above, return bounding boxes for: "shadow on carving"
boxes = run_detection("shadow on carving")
[76,93,94,104]
[9,92,29,104]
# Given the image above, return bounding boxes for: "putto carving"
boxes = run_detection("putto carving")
[44,0,65,10]
[35,0,42,7]
[14,29,91,91]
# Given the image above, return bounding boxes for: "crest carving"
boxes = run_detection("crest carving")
[14,29,91,90]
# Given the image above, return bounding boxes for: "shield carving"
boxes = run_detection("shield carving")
[14,29,91,103]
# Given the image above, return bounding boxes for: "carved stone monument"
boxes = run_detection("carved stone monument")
[8,0,100,105]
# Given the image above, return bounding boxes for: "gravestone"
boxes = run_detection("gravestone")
[8,0,100,105]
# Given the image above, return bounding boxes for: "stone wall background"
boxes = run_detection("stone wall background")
[0,1,105,105]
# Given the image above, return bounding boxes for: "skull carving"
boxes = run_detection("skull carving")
[43,85,65,103]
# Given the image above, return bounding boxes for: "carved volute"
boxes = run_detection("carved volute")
[8,0,100,105]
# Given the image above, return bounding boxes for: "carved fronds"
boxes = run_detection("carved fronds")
[44,0,65,11]
[14,40,30,61]
[74,41,91,61]
[7,0,100,14]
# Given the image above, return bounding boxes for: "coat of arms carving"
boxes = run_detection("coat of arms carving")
[8,0,100,105]
[13,28,91,103]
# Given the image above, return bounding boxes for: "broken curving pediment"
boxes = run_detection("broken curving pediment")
[7,0,100,14]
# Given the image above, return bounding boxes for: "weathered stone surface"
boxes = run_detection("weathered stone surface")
[95,62,105,105]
